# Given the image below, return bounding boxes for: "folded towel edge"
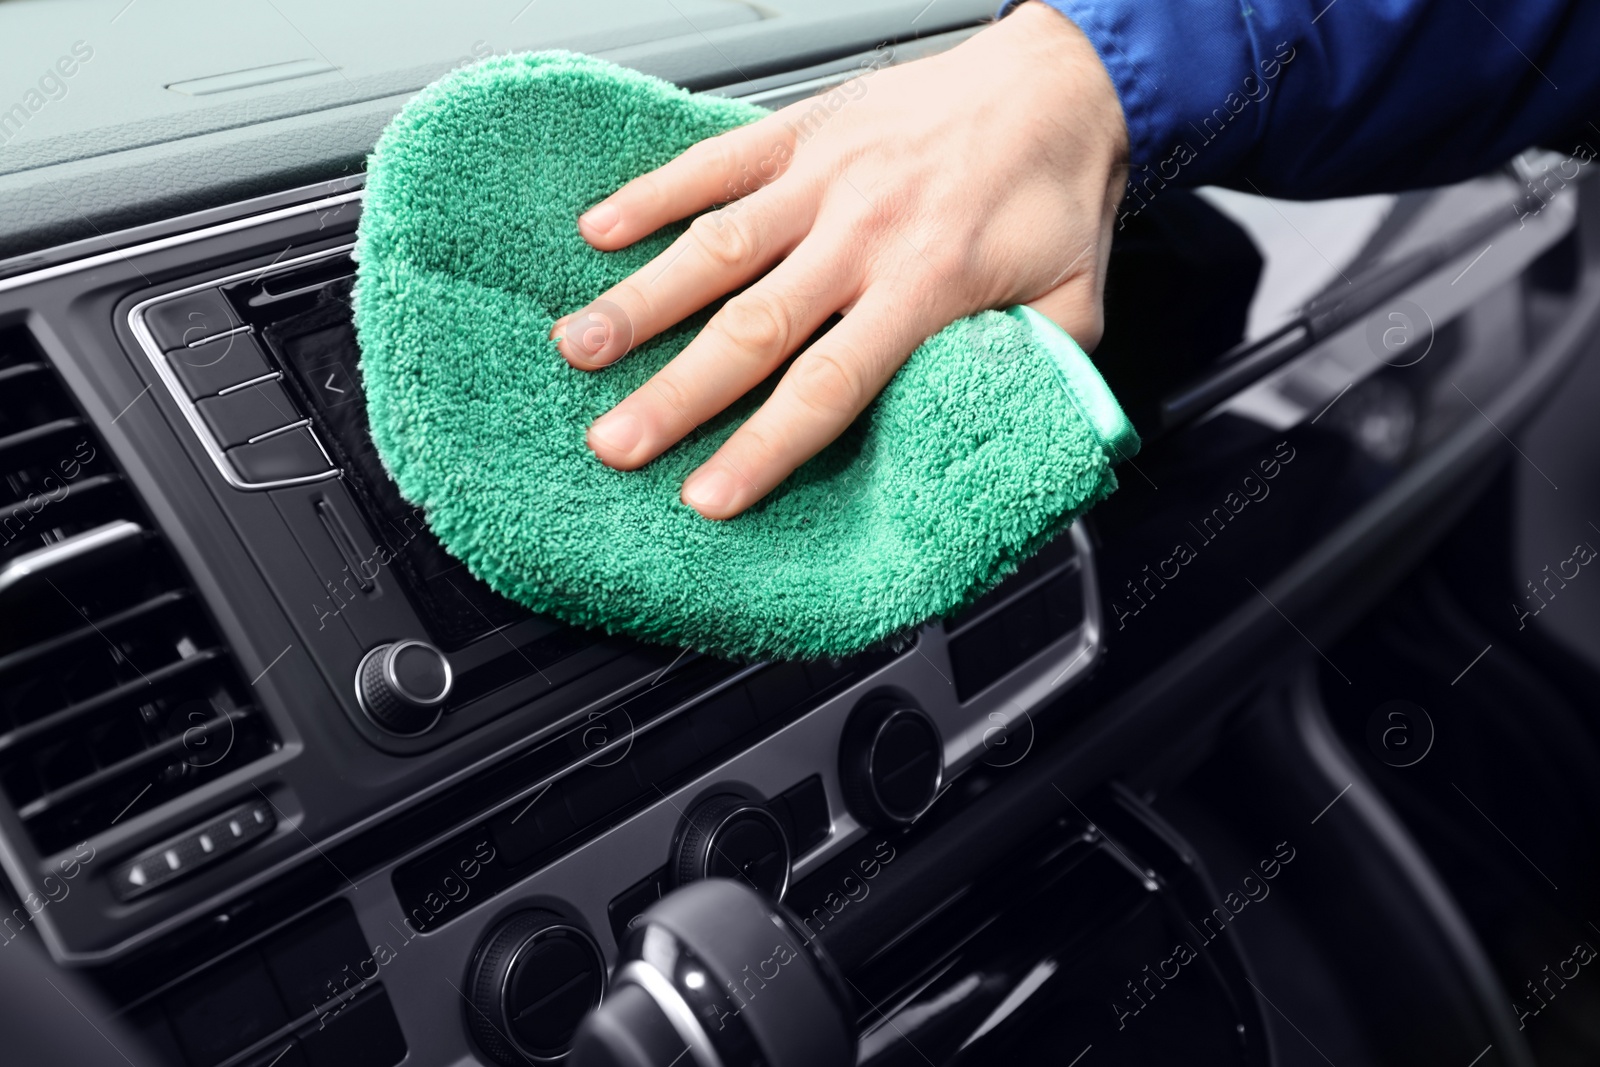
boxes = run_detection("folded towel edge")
[1006,303,1142,463]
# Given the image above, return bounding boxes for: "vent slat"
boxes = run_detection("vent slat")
[0,415,86,459]
[16,708,254,821]
[0,519,145,597]
[0,648,225,756]
[0,363,49,385]
[0,472,122,530]
[0,588,187,678]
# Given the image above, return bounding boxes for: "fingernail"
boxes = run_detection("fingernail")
[683,468,736,515]
[589,411,642,456]
[579,202,620,236]
[571,311,610,356]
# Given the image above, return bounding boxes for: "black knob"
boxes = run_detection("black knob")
[570,880,854,1067]
[671,794,791,901]
[839,697,943,829]
[355,639,452,735]
[465,910,606,1065]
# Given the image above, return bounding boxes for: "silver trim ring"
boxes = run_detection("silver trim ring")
[701,803,792,903]
[617,960,725,1067]
[382,638,453,706]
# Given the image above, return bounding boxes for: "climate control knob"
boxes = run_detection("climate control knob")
[671,793,792,901]
[839,696,943,829]
[354,639,452,735]
[465,910,606,1066]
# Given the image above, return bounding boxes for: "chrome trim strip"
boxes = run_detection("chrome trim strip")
[243,418,312,446]
[737,69,865,108]
[0,190,364,297]
[189,322,251,347]
[126,242,354,491]
[215,370,283,396]
[0,520,143,597]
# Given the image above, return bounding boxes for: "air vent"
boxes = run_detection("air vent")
[0,327,277,856]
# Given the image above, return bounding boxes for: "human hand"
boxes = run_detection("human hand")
[551,1,1128,518]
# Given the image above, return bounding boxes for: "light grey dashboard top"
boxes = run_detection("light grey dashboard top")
[0,0,994,258]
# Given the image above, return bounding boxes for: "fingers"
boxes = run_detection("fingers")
[553,186,811,368]
[680,288,935,519]
[577,115,799,250]
[587,239,853,468]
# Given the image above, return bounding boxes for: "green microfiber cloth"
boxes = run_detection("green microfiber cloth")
[354,51,1139,661]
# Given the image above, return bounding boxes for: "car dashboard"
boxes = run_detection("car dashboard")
[1,5,1598,1067]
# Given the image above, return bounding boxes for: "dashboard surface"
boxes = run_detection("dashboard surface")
[0,9,1595,1067]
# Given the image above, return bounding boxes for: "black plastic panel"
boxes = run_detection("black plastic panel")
[247,269,529,651]
[946,534,1085,700]
[394,650,892,933]
[128,899,404,1067]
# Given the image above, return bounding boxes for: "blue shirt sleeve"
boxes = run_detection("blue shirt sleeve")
[1018,0,1600,199]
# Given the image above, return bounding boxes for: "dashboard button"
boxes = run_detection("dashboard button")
[771,775,831,855]
[196,378,301,447]
[110,799,275,901]
[672,793,791,900]
[226,426,332,484]
[146,289,241,351]
[168,330,272,398]
[840,697,943,829]
[465,911,604,1066]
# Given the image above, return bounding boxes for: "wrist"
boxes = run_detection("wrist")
[979,2,1129,200]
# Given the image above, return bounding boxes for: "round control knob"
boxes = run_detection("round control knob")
[840,697,943,829]
[355,639,453,736]
[465,910,606,1065]
[671,794,791,901]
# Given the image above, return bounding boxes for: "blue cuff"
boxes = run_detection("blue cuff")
[1000,0,1600,200]
[1003,0,1283,191]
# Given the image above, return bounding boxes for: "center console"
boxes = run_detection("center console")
[0,174,1104,1067]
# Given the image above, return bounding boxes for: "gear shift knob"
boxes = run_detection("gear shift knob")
[570,879,855,1067]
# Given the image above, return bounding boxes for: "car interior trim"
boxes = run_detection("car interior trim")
[126,245,354,491]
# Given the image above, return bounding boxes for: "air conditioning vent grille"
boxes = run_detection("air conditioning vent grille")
[0,327,278,856]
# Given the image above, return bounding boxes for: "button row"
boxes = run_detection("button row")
[111,798,275,900]
[144,288,337,485]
